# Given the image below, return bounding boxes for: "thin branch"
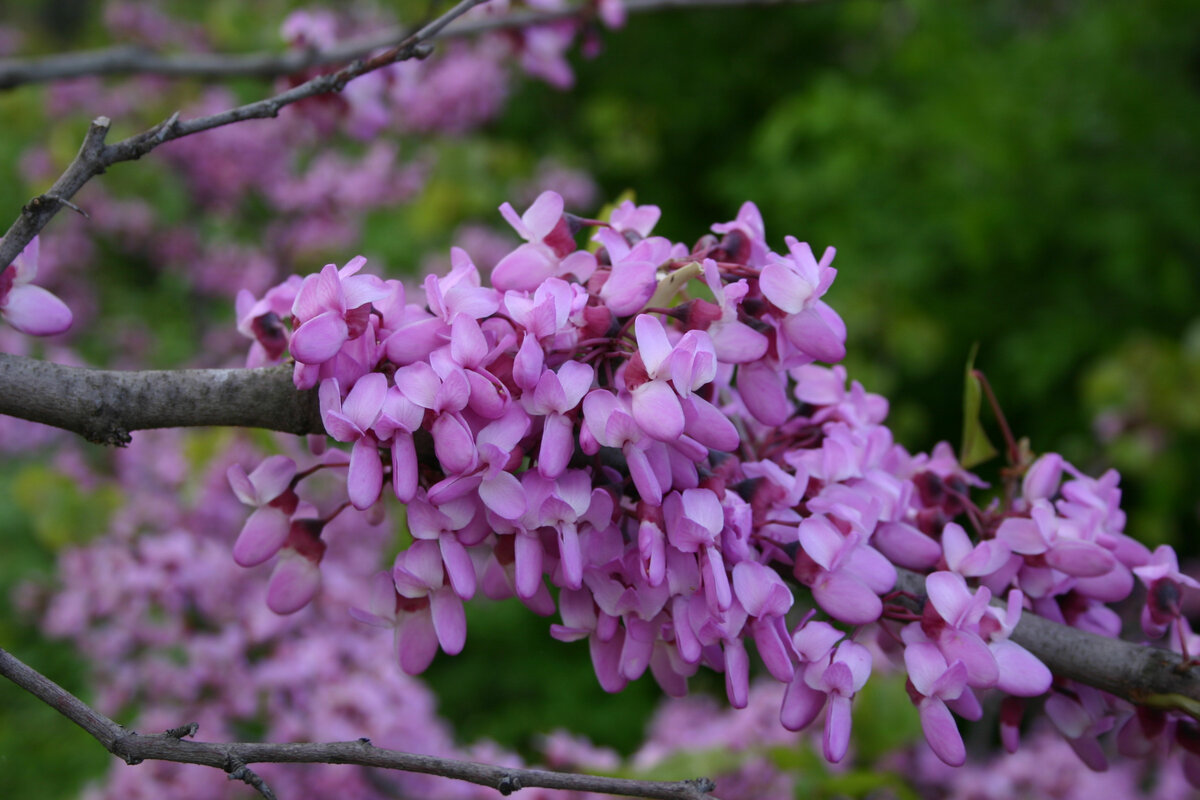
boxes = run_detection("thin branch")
[0,354,321,446]
[0,0,488,273]
[893,569,1200,719]
[0,0,815,90]
[0,646,717,800]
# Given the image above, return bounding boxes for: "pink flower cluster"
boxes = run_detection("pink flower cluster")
[234,194,1200,777]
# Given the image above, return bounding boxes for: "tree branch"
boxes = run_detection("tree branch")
[893,569,1200,719]
[0,0,814,90]
[0,354,321,446]
[0,0,489,273]
[0,647,718,800]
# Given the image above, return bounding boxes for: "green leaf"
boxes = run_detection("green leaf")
[960,343,999,469]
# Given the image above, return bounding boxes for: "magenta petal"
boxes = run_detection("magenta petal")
[938,629,999,688]
[782,304,846,363]
[491,245,557,292]
[480,470,526,520]
[439,536,477,600]
[602,261,656,315]
[590,630,628,693]
[397,610,439,674]
[920,698,966,767]
[227,464,258,506]
[390,434,418,502]
[347,436,383,510]
[266,553,321,615]
[3,284,72,335]
[432,413,477,475]
[752,618,795,683]
[813,572,881,625]
[681,395,740,452]
[233,507,290,567]
[632,381,685,441]
[523,191,565,238]
[514,533,545,600]
[991,640,1052,697]
[430,588,466,655]
[760,262,813,314]
[723,637,750,709]
[250,455,297,501]
[625,444,662,505]
[781,674,827,731]
[738,361,790,425]
[1046,540,1116,577]
[874,521,942,570]
[538,412,574,478]
[292,264,344,321]
[343,373,387,430]
[711,320,769,364]
[291,310,349,364]
[996,518,1047,555]
[557,523,584,590]
[824,694,853,763]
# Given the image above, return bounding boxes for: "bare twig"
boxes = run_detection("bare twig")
[0,0,489,273]
[0,0,813,90]
[0,646,718,800]
[0,354,321,446]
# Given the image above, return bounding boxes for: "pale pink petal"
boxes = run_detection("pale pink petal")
[439,536,477,600]
[227,464,258,506]
[290,310,348,364]
[3,284,72,335]
[266,552,321,614]
[681,395,740,452]
[480,471,527,520]
[1046,540,1116,577]
[397,610,439,674]
[760,261,813,313]
[515,532,545,600]
[634,314,674,376]
[824,693,853,763]
[780,674,826,731]
[521,191,565,240]
[723,637,749,709]
[991,639,1052,697]
[390,434,418,502]
[996,517,1048,555]
[737,360,790,425]
[920,698,966,766]
[347,436,383,510]
[233,507,290,567]
[632,381,684,441]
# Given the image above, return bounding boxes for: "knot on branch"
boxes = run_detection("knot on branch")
[164,722,199,739]
[497,773,523,795]
[111,730,144,765]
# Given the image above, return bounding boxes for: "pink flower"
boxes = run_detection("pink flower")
[227,454,298,567]
[290,256,388,367]
[0,237,72,336]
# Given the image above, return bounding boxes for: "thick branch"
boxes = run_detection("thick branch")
[0,353,321,446]
[0,647,717,800]
[0,0,811,89]
[893,569,1200,718]
[0,0,488,272]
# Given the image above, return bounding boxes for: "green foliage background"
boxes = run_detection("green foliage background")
[2,0,1199,796]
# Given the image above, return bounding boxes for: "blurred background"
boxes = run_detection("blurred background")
[1,0,1198,796]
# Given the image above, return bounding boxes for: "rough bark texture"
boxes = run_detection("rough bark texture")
[0,354,321,445]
